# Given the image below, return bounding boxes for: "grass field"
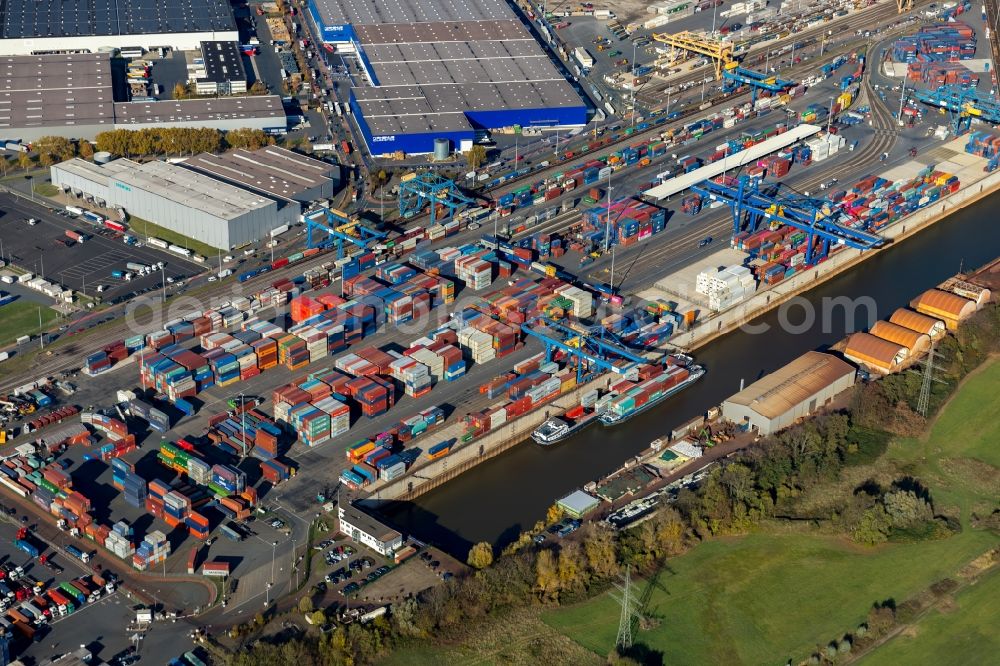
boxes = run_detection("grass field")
[542,357,1000,665]
[542,530,997,665]
[885,358,1000,528]
[0,301,59,346]
[379,610,603,666]
[33,183,59,197]
[858,567,1000,664]
[126,215,220,259]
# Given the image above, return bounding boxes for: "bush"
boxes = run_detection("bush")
[467,542,494,569]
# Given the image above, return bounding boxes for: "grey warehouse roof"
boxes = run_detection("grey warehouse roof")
[113,96,284,125]
[311,0,510,26]
[364,37,566,87]
[181,146,337,200]
[53,157,139,185]
[353,80,580,135]
[0,53,114,132]
[1,0,236,39]
[199,41,246,84]
[114,161,274,221]
[319,0,585,141]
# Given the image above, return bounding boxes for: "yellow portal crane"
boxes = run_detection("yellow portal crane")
[896,0,913,14]
[651,31,735,80]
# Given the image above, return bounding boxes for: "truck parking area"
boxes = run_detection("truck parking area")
[0,194,190,301]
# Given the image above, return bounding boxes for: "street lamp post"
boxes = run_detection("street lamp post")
[602,169,612,253]
[159,265,167,303]
[270,540,278,584]
[897,73,908,125]
[630,41,638,128]
[239,393,248,457]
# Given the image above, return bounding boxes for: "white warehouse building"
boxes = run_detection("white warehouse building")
[337,505,403,557]
[51,158,299,250]
[0,0,238,56]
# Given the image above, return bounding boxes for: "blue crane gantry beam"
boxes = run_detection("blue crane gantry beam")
[398,173,478,227]
[304,207,387,257]
[722,64,795,103]
[912,84,1000,135]
[520,317,650,382]
[692,175,885,264]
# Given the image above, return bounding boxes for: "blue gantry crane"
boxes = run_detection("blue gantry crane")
[304,207,387,256]
[721,61,796,103]
[692,175,885,264]
[520,317,653,382]
[912,84,1000,135]
[398,172,478,227]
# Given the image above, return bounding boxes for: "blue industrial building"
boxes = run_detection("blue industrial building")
[308,0,587,157]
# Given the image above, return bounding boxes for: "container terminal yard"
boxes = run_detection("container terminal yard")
[0,0,998,660]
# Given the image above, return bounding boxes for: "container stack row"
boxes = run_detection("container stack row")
[580,197,669,248]
[339,405,445,488]
[892,22,976,63]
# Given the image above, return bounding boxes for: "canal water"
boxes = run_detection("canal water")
[382,193,1000,558]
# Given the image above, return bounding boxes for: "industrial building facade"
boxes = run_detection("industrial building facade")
[51,157,304,250]
[721,351,856,435]
[0,0,238,56]
[308,0,587,156]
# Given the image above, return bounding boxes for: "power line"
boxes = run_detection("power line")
[611,565,643,650]
[917,340,936,417]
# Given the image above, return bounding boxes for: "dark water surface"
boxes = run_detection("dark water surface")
[382,193,1000,557]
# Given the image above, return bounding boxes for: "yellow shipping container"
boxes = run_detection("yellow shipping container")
[837,92,852,108]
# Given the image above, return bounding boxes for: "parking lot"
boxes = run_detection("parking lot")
[0,517,196,664]
[0,193,192,301]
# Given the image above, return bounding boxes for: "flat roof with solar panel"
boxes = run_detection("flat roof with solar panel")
[307,0,587,156]
[0,0,236,39]
[0,0,238,56]
[198,41,246,84]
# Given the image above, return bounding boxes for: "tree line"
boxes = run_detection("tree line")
[2,129,279,175]
[223,302,1000,665]
[94,127,275,157]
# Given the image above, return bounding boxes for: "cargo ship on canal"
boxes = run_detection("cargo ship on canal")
[599,357,705,426]
[531,404,600,445]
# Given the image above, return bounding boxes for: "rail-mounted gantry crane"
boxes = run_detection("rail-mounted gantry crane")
[691,175,886,265]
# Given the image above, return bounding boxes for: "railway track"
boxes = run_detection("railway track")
[634,0,929,104]
[584,66,900,289]
[0,13,916,392]
[481,2,929,203]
